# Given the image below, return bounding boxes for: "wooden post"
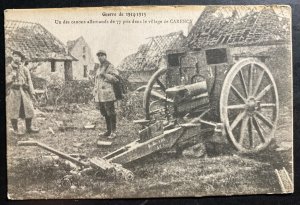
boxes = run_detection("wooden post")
[64,60,73,80]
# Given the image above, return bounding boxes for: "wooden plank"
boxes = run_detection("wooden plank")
[275,168,294,193]
[96,140,113,146]
[84,124,96,129]
[280,168,293,192]
[275,169,285,192]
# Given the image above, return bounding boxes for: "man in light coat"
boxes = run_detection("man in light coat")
[6,50,39,135]
[93,50,119,139]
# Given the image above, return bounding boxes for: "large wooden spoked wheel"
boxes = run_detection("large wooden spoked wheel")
[143,67,169,121]
[220,58,279,153]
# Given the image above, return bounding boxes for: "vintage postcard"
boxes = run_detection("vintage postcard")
[5,5,293,199]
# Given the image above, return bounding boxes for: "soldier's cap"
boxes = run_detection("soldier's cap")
[12,50,26,60]
[96,50,107,56]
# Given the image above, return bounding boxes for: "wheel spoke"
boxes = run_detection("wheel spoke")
[248,64,254,96]
[254,111,274,128]
[230,111,247,130]
[253,70,265,97]
[227,104,247,110]
[248,117,254,148]
[239,70,248,97]
[260,103,276,108]
[252,116,266,143]
[231,85,247,103]
[156,79,166,92]
[239,115,249,144]
[255,84,273,101]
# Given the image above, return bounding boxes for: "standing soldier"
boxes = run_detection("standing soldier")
[93,50,119,139]
[6,50,39,135]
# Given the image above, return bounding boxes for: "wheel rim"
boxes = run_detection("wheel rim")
[220,58,279,153]
[143,67,169,121]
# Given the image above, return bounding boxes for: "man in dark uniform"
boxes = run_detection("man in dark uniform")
[93,50,119,139]
[6,50,39,135]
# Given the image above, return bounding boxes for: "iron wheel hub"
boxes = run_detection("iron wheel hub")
[246,98,260,113]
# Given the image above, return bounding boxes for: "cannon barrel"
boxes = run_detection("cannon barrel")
[165,81,210,116]
[166,81,207,99]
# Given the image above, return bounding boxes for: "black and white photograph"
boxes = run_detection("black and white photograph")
[5,5,293,199]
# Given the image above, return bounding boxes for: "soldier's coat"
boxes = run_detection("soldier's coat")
[6,63,35,119]
[93,60,119,102]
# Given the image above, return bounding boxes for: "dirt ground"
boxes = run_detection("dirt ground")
[6,102,293,199]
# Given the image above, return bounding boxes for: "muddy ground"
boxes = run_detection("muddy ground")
[6,103,293,199]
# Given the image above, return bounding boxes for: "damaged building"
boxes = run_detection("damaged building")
[67,36,94,80]
[5,20,77,84]
[117,31,186,89]
[166,6,291,109]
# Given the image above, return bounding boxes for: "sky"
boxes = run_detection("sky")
[5,6,205,66]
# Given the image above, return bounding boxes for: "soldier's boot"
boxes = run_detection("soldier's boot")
[108,115,117,139]
[99,116,111,137]
[25,118,39,134]
[11,119,24,136]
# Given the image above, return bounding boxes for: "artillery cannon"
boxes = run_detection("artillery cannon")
[138,47,278,153]
[19,47,279,178]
